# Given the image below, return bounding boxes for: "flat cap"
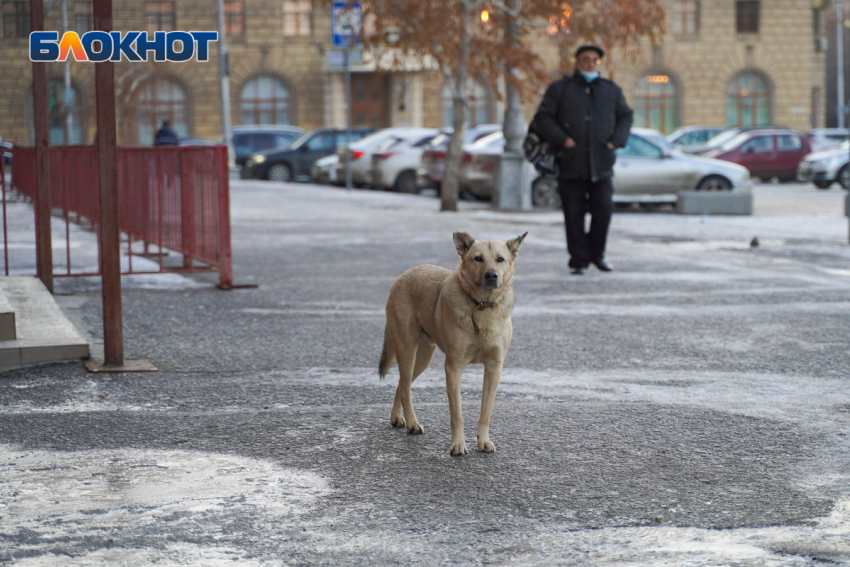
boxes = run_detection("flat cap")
[575,44,605,59]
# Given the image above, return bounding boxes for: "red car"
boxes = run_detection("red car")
[703,128,811,182]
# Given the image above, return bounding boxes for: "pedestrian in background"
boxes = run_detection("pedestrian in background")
[533,44,633,274]
[153,120,179,147]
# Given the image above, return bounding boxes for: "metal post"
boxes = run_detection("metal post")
[31,0,53,293]
[494,0,529,211]
[62,0,73,145]
[344,45,353,190]
[216,0,233,160]
[838,0,846,128]
[93,0,123,367]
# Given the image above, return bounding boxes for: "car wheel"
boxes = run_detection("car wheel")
[696,175,732,191]
[839,165,849,190]
[268,163,293,182]
[813,180,833,190]
[531,177,561,208]
[395,170,419,194]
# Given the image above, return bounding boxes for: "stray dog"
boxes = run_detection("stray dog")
[379,231,527,455]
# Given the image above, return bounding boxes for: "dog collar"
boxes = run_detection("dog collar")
[470,298,497,335]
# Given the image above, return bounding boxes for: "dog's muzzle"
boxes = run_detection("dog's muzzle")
[483,271,499,289]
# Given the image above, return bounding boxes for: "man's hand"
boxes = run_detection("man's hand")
[606,142,616,150]
[564,137,576,149]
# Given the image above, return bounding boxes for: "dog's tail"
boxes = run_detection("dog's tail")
[378,326,395,379]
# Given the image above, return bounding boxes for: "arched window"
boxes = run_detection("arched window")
[28,80,85,145]
[240,76,291,125]
[632,73,679,134]
[441,82,492,127]
[726,71,771,126]
[137,77,188,144]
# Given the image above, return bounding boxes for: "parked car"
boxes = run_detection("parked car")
[178,138,218,146]
[796,139,849,189]
[530,127,753,207]
[418,124,502,190]
[702,128,811,181]
[678,125,789,155]
[667,125,725,148]
[454,131,542,200]
[334,127,438,187]
[311,154,340,185]
[367,130,440,193]
[231,125,304,167]
[243,127,375,182]
[807,128,849,153]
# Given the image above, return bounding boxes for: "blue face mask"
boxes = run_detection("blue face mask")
[580,71,599,82]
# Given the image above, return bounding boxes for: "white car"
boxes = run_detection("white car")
[311,154,339,185]
[796,139,849,190]
[335,127,438,186]
[367,130,439,193]
[456,131,539,200]
[807,128,849,153]
[531,127,753,207]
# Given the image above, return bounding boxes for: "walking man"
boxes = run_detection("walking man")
[534,44,633,274]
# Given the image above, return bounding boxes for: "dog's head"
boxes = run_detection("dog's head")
[453,231,528,290]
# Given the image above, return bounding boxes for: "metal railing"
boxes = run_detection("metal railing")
[4,145,232,288]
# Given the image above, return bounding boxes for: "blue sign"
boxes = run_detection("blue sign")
[331,2,362,48]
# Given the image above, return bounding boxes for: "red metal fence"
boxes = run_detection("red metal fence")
[4,145,232,287]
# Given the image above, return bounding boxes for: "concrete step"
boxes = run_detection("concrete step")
[0,277,90,367]
[0,288,15,340]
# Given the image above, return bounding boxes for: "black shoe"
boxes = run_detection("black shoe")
[570,266,586,275]
[592,259,613,272]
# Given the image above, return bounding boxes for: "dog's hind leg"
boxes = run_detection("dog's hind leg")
[390,329,425,435]
[390,331,434,429]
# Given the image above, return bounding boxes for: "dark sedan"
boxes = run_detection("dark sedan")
[243,127,376,182]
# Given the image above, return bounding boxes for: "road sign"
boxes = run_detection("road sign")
[331,2,361,48]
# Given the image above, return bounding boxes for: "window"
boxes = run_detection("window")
[441,82,492,127]
[777,135,802,151]
[283,0,311,37]
[736,0,760,34]
[617,134,663,158]
[741,135,773,153]
[136,77,188,145]
[305,132,334,151]
[74,1,93,34]
[672,0,699,36]
[145,1,174,34]
[3,1,29,38]
[224,0,244,38]
[28,81,85,145]
[633,75,679,134]
[240,76,291,125]
[726,71,771,126]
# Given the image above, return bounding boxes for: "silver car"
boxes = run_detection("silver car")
[796,140,849,190]
[532,128,753,207]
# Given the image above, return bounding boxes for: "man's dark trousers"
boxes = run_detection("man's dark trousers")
[557,178,614,269]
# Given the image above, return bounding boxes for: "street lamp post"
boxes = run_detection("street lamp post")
[837,0,845,128]
[494,0,531,211]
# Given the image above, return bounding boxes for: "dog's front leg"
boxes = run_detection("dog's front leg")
[445,359,468,456]
[477,357,503,453]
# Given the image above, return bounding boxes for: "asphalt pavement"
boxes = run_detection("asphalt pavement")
[1,180,850,566]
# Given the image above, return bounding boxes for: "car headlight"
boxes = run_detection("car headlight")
[252,154,266,164]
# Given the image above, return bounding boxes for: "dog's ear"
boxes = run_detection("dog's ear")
[506,232,528,258]
[453,231,475,257]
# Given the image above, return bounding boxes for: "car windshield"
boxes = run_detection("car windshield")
[468,131,504,149]
[706,129,741,149]
[640,131,675,152]
[427,132,453,148]
[287,131,314,150]
[719,132,755,151]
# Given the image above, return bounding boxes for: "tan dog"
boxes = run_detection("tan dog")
[379,231,527,455]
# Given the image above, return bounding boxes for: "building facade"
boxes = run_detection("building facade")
[0,0,829,146]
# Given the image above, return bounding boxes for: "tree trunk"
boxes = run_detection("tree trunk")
[441,0,471,212]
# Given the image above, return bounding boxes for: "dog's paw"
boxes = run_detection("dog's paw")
[449,440,469,456]
[477,438,495,453]
[390,414,405,428]
[406,421,424,435]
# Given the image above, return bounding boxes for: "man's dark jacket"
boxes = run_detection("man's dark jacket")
[154,126,179,147]
[534,71,633,182]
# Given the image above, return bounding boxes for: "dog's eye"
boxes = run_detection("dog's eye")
[496,257,505,263]
[474,256,484,263]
